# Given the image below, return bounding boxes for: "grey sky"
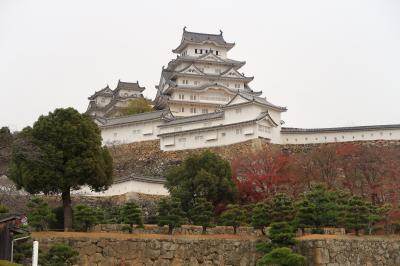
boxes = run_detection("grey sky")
[1,0,399,131]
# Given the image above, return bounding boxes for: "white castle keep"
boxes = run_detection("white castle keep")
[88,28,400,151]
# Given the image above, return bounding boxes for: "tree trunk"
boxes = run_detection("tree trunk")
[168,225,173,235]
[62,189,72,231]
[261,227,266,236]
[233,226,237,234]
[202,226,207,234]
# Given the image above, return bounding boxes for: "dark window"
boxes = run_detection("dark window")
[195,49,198,54]
[216,51,219,55]
[200,49,203,54]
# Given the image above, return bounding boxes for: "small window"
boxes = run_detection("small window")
[221,132,226,137]
[195,135,203,140]
[195,49,198,54]
[180,107,185,113]
[235,128,242,135]
[200,49,203,54]
[190,107,196,114]
[101,98,105,103]
[178,138,186,142]
[342,136,345,139]
[202,108,208,114]
[194,81,198,85]
[235,84,241,88]
[190,95,197,101]
[235,108,242,114]
[179,94,185,100]
[205,50,208,54]
[324,136,327,140]
[132,129,141,135]
[216,51,219,55]
[389,132,392,136]
[305,137,308,141]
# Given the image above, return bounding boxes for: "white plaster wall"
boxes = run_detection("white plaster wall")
[101,120,162,145]
[168,102,217,117]
[95,96,112,107]
[281,128,400,144]
[160,123,259,151]
[185,44,227,58]
[77,179,168,196]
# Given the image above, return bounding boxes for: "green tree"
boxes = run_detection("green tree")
[295,185,338,233]
[0,204,8,213]
[157,198,186,235]
[165,151,237,213]
[252,202,271,235]
[40,244,79,266]
[270,193,295,223]
[0,126,13,176]
[10,108,113,231]
[74,204,101,232]
[188,197,214,234]
[257,222,305,266]
[121,201,143,233]
[345,196,368,236]
[220,204,246,234]
[257,247,306,266]
[104,205,123,224]
[119,98,153,116]
[27,197,55,231]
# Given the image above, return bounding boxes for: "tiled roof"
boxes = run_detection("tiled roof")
[97,110,173,127]
[225,93,287,111]
[116,80,145,92]
[173,28,235,53]
[281,124,400,134]
[88,85,113,100]
[159,111,224,127]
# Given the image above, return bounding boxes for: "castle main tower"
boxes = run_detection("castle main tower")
[154,27,261,116]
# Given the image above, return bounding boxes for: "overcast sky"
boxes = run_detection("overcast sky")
[1,0,399,131]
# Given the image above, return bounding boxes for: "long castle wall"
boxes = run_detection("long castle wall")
[33,233,400,266]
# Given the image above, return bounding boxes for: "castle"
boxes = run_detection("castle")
[87,28,400,152]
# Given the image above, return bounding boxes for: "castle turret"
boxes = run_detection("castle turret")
[154,28,261,116]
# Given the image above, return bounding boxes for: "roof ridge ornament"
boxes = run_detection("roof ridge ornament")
[220,29,223,36]
[183,26,187,32]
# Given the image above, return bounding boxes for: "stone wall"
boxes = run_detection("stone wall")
[33,232,400,266]
[93,224,263,237]
[111,138,400,181]
[111,138,271,180]
[296,236,400,266]
[34,232,262,266]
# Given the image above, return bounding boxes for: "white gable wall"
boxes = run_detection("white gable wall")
[101,120,162,145]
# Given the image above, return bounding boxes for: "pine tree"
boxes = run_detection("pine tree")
[257,247,306,266]
[345,196,368,235]
[251,202,271,235]
[157,198,186,235]
[256,222,305,266]
[10,108,113,231]
[121,201,143,233]
[220,204,246,234]
[295,185,338,233]
[74,204,100,232]
[270,193,295,223]
[27,197,56,231]
[188,197,214,234]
